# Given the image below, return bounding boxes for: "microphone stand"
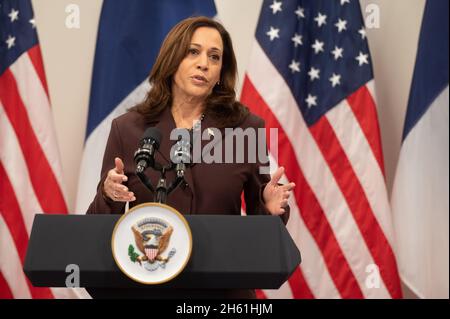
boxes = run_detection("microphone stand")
[136,161,187,204]
[134,126,194,205]
[136,171,154,192]
[155,166,168,203]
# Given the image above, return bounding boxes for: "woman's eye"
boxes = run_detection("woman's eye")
[210,55,221,61]
[188,48,199,55]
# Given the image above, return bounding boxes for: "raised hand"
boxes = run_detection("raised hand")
[103,157,136,202]
[263,166,295,215]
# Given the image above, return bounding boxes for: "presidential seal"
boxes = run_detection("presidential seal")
[111,202,192,285]
[128,217,177,271]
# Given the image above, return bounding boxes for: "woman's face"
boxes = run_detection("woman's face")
[172,27,223,102]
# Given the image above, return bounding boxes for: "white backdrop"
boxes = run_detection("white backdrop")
[29,0,428,298]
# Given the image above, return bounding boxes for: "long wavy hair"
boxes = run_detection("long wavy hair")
[131,16,249,128]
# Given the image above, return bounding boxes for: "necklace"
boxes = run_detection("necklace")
[189,113,205,132]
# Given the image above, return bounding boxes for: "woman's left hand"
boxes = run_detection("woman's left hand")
[263,167,296,215]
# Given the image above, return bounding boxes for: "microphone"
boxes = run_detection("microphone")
[134,127,162,174]
[170,128,192,178]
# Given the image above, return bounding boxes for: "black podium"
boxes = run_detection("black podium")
[24,214,301,298]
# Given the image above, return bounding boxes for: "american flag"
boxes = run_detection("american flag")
[0,0,68,298]
[241,0,402,298]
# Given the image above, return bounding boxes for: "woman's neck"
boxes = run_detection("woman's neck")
[171,95,205,129]
[171,100,203,118]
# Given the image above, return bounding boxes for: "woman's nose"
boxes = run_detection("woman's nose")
[196,54,208,71]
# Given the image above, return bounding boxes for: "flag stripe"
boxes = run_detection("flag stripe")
[325,101,397,298]
[0,69,67,213]
[0,102,43,235]
[0,214,31,299]
[241,75,364,298]
[319,100,390,298]
[346,84,385,175]
[244,44,381,297]
[0,213,53,299]
[288,267,315,299]
[240,192,246,213]
[326,98,394,247]
[265,154,339,298]
[366,81,377,106]
[255,289,267,299]
[27,45,49,98]
[8,52,66,203]
[0,164,54,299]
[263,280,294,299]
[244,44,396,297]
[1,2,69,299]
[260,94,363,298]
[0,111,59,297]
[0,164,29,264]
[281,164,340,298]
[0,271,14,299]
[309,116,401,298]
[242,0,400,299]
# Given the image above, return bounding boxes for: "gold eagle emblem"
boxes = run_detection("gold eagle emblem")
[131,217,174,264]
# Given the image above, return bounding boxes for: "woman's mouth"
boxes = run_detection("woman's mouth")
[191,75,208,85]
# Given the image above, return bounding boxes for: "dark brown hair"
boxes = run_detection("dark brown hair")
[131,16,249,128]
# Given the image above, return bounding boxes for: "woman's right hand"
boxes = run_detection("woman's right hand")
[103,157,136,202]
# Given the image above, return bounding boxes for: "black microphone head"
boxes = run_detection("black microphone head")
[142,127,162,149]
[134,127,162,173]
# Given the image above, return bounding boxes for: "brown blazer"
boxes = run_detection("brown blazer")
[86,106,289,298]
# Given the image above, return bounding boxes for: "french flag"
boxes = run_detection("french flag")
[75,1,217,214]
[391,0,449,299]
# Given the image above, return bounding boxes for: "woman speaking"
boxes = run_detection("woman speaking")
[87,16,295,298]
